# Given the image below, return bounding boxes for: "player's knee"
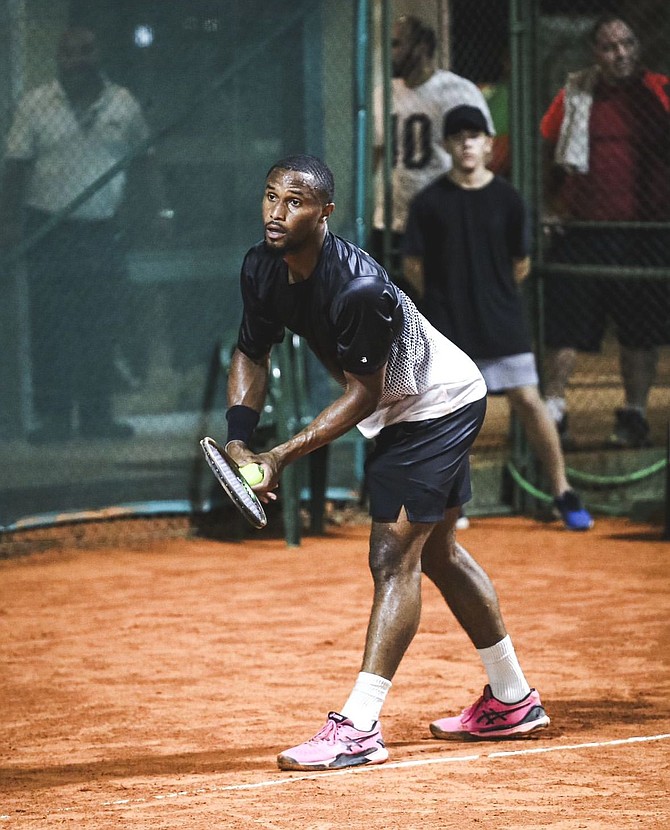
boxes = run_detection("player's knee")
[369,536,422,583]
[369,542,405,580]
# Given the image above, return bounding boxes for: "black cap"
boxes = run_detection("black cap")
[443,105,491,138]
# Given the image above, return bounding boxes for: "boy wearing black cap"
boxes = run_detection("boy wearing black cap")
[403,104,593,531]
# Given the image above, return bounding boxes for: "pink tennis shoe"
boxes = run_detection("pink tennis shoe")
[277,711,389,771]
[430,685,550,740]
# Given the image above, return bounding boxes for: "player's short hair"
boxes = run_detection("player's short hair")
[397,15,436,59]
[589,13,637,45]
[266,155,335,204]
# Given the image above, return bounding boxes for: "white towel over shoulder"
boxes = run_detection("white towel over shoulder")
[554,66,600,174]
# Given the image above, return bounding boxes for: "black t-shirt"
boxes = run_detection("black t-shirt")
[403,175,531,359]
[237,232,403,382]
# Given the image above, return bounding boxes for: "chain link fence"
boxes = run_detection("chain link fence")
[534,0,670,518]
[0,0,362,537]
[375,0,669,520]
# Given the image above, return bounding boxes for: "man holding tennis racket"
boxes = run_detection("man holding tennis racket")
[224,154,549,771]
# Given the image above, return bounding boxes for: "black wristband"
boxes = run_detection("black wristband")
[225,405,260,445]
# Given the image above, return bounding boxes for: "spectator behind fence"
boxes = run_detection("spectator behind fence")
[541,14,670,449]
[370,14,494,288]
[403,105,593,532]
[0,26,171,443]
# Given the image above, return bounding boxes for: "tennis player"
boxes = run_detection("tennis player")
[224,154,549,771]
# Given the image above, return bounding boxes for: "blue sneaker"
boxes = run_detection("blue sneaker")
[554,490,593,531]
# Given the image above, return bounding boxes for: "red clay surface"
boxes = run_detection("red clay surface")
[1,515,669,829]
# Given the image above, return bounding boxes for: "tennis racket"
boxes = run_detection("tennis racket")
[199,437,267,529]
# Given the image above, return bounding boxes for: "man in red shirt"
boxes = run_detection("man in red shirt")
[540,14,670,448]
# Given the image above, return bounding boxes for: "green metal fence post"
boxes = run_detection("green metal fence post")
[273,338,302,547]
[354,0,370,249]
[509,0,542,515]
[381,0,393,270]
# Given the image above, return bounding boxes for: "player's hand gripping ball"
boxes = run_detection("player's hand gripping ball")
[239,463,264,487]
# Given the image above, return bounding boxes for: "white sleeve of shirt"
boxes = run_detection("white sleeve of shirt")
[108,86,151,150]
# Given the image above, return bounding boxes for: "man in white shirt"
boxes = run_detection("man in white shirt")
[0,27,167,442]
[371,15,494,282]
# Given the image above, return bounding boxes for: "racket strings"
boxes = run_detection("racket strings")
[207,443,259,513]
[200,437,267,528]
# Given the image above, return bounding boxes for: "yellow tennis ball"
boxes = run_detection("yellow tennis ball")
[239,463,264,487]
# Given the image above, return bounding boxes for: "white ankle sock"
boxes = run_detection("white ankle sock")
[341,672,392,731]
[477,636,531,704]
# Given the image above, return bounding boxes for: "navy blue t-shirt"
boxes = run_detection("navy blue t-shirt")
[237,232,403,382]
[403,175,532,359]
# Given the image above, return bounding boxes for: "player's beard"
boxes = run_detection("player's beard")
[264,227,313,257]
[264,235,303,258]
[264,240,286,258]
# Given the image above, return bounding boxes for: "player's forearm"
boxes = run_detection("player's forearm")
[273,401,364,466]
[227,348,270,413]
[271,371,383,468]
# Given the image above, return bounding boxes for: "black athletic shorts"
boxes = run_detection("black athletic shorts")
[364,397,487,523]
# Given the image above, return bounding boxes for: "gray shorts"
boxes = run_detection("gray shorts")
[476,353,538,394]
[364,397,486,523]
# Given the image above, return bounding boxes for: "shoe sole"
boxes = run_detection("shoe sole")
[430,713,551,741]
[563,520,594,532]
[277,747,389,771]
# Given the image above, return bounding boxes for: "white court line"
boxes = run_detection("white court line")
[2,734,663,818]
[92,732,670,807]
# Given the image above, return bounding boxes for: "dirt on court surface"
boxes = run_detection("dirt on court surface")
[1,515,669,829]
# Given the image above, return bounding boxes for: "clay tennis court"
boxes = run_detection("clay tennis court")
[1,514,669,829]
